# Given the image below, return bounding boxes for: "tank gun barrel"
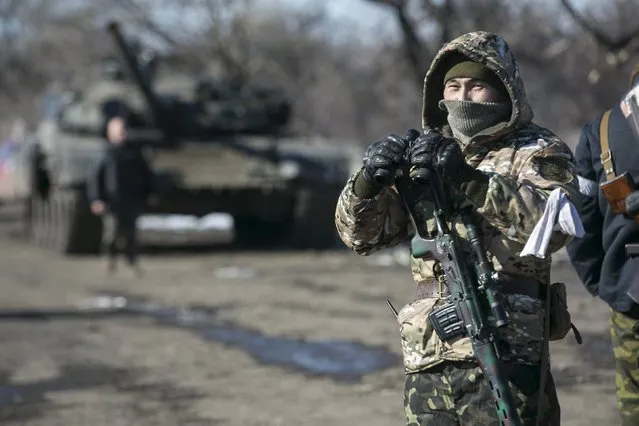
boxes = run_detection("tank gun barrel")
[106,21,169,136]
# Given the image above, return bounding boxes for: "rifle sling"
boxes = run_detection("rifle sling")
[535,285,551,426]
[599,109,615,181]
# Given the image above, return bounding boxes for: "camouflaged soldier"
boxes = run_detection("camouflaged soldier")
[335,31,580,425]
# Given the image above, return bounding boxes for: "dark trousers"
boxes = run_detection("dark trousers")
[104,206,140,267]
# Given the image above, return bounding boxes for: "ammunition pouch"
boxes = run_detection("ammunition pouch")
[419,280,582,344]
[600,171,639,222]
[547,281,582,343]
[598,108,639,223]
[428,301,466,342]
[396,297,441,372]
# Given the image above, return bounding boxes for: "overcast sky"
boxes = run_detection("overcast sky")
[139,0,397,47]
[307,0,391,25]
[267,0,397,42]
[264,0,584,44]
[145,0,592,48]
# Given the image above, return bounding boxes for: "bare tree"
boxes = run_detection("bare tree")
[561,0,639,59]
[363,0,455,89]
[6,0,639,145]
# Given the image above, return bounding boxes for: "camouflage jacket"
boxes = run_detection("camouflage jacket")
[335,32,579,373]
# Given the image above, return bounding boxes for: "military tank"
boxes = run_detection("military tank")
[6,21,354,254]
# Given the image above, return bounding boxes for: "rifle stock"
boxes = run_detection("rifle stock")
[396,167,522,426]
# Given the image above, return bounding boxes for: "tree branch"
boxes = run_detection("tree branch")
[364,0,426,89]
[561,0,639,52]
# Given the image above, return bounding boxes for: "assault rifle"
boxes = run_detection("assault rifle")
[395,162,522,426]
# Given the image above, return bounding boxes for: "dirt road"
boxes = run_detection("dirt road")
[0,222,620,425]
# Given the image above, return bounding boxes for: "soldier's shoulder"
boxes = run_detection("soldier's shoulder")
[502,123,573,159]
[576,105,622,146]
[489,124,575,182]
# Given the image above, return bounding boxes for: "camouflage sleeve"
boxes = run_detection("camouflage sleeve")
[470,138,579,252]
[334,169,410,255]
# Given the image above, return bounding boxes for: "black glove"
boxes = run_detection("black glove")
[626,191,639,218]
[408,131,490,206]
[362,133,414,185]
[408,131,465,185]
[354,129,420,198]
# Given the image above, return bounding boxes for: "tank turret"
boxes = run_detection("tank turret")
[6,20,350,256]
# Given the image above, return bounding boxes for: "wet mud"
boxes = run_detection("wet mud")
[0,293,399,382]
[0,364,210,424]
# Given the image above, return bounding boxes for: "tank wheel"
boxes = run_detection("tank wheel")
[50,190,75,253]
[30,189,103,255]
[57,188,103,255]
[284,186,341,250]
[29,194,48,248]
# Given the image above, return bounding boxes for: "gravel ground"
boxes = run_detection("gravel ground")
[0,207,620,425]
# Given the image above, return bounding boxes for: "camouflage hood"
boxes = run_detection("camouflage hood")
[422,31,533,143]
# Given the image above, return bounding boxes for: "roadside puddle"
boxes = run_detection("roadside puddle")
[114,295,400,381]
[1,295,399,381]
[0,386,24,406]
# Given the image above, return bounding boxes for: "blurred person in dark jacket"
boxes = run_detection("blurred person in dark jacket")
[566,65,639,426]
[88,116,154,276]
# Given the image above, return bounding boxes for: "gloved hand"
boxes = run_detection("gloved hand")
[362,129,420,185]
[408,131,465,185]
[354,129,420,198]
[625,191,639,218]
[408,130,491,206]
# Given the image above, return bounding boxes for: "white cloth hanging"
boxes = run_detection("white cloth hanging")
[520,188,585,259]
